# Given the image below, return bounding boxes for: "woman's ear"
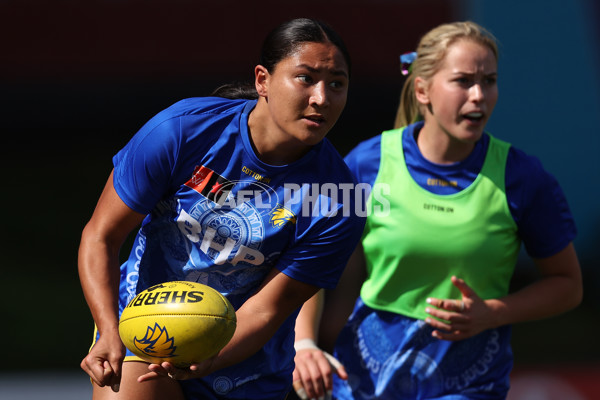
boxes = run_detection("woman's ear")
[255,65,269,97]
[414,76,430,105]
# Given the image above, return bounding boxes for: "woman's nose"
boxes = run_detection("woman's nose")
[470,83,484,102]
[310,82,329,107]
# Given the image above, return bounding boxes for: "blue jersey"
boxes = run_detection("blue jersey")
[332,121,576,399]
[111,97,364,399]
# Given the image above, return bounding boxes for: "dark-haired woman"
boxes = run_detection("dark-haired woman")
[78,17,363,400]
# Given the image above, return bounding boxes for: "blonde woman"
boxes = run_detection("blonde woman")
[292,21,582,400]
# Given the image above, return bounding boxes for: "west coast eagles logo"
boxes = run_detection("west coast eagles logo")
[269,204,296,228]
[134,323,177,358]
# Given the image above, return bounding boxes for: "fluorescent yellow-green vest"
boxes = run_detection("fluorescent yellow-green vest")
[361,128,521,320]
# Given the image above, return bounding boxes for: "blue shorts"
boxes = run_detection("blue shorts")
[332,298,513,400]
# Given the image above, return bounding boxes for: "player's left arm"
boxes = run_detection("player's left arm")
[214,267,320,368]
[489,242,583,325]
[425,243,583,340]
[139,267,319,381]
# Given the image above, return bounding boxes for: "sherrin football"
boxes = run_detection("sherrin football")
[119,281,236,367]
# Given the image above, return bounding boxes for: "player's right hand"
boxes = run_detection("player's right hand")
[80,330,125,392]
[139,356,216,382]
[292,339,347,400]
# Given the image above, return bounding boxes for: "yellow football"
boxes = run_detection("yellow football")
[118,281,236,367]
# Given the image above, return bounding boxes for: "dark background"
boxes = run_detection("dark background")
[1,0,598,382]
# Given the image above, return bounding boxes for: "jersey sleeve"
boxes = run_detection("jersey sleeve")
[112,116,182,214]
[344,135,382,187]
[506,147,577,258]
[112,97,247,214]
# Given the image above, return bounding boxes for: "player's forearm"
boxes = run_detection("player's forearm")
[295,290,324,341]
[490,243,582,327]
[207,302,284,373]
[78,225,122,333]
[207,269,319,374]
[489,273,582,327]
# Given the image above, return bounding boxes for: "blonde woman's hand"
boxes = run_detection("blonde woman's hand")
[424,276,498,340]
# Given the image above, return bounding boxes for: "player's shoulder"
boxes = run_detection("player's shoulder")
[354,133,384,152]
[505,143,564,200]
[346,124,415,163]
[312,139,357,181]
[507,145,549,179]
[345,134,383,166]
[136,97,253,142]
[162,97,252,119]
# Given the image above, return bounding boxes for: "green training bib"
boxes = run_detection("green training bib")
[361,128,520,320]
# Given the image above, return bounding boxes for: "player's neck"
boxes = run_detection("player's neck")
[416,124,476,164]
[247,101,309,166]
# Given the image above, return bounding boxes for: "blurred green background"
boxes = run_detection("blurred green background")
[1,1,598,395]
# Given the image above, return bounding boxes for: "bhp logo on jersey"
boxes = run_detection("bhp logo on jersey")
[185,165,233,206]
